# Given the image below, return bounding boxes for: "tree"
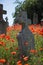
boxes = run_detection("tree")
[13,0,43,24]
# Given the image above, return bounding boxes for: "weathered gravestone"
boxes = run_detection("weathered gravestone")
[0,4,8,34]
[40,13,43,26]
[5,17,9,27]
[17,11,35,57]
[33,12,38,24]
[15,11,32,24]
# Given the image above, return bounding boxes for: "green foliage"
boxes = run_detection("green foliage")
[13,0,43,24]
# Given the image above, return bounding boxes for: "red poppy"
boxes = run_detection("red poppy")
[5,35,10,40]
[5,48,9,51]
[17,63,22,65]
[14,24,22,31]
[17,60,21,64]
[0,34,5,38]
[0,59,6,63]
[17,60,22,65]
[40,47,43,51]
[0,42,2,45]
[39,28,43,36]
[15,48,18,50]
[11,51,16,55]
[23,56,28,61]
[11,39,15,42]
[30,49,37,54]
[7,26,13,32]
[0,41,5,46]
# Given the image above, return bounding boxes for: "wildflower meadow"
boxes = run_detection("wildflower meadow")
[0,24,43,65]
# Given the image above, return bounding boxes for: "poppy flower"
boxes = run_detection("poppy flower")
[0,59,6,63]
[23,56,28,61]
[2,42,6,46]
[39,28,43,36]
[40,47,43,51]
[0,34,5,38]
[17,60,21,64]
[7,26,13,32]
[30,49,37,54]
[0,42,2,45]
[11,51,16,55]
[15,47,18,50]
[11,39,15,42]
[17,63,22,65]
[5,35,10,40]
[0,41,5,46]
[29,24,43,35]
[14,24,22,31]
[5,48,9,51]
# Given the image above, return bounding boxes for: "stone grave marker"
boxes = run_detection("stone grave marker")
[40,13,43,26]
[33,12,38,24]
[15,11,32,24]
[5,17,9,27]
[17,11,35,57]
[0,4,8,34]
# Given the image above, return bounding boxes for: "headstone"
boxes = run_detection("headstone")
[40,18,43,26]
[19,11,31,24]
[5,17,9,27]
[15,11,32,24]
[19,11,27,23]
[33,12,38,24]
[0,4,8,34]
[40,13,43,26]
[17,11,35,57]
